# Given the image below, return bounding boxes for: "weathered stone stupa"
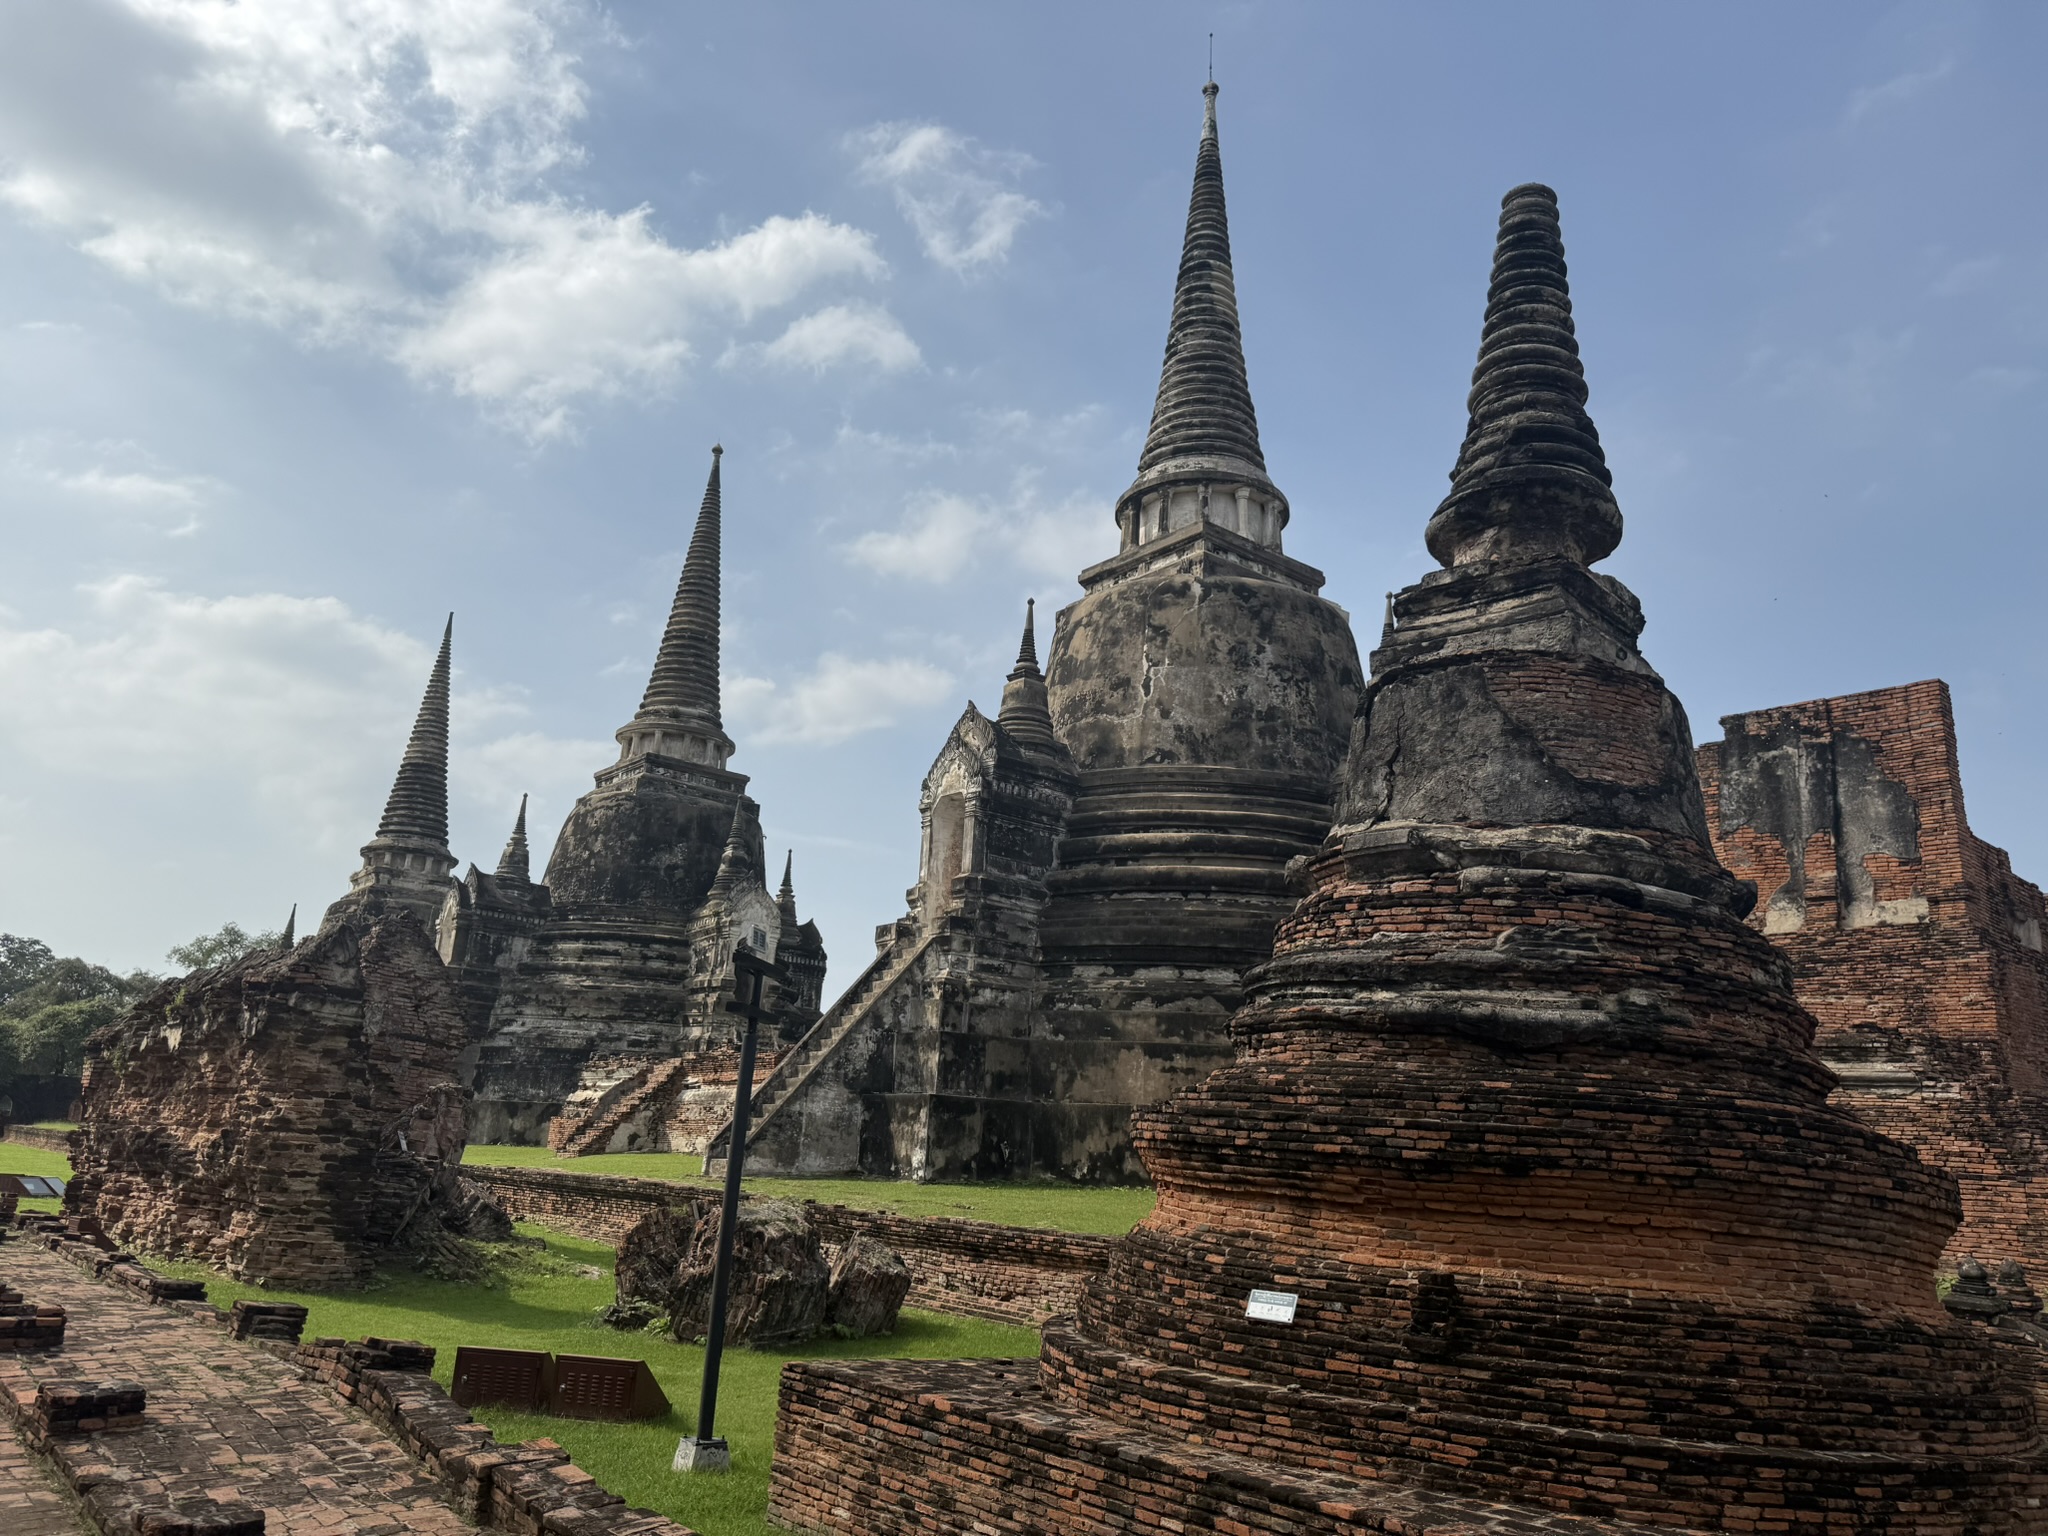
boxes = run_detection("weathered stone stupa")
[769,186,2046,1533]
[459,450,825,1142]
[721,83,1361,1183]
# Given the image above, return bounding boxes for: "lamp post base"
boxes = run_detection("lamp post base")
[673,1435,731,1474]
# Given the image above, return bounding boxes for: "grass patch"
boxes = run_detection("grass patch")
[0,1139,71,1212]
[462,1145,1155,1236]
[144,1226,1033,1536]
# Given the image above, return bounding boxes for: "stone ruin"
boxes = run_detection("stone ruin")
[768,181,2048,1533]
[715,79,1361,1185]
[609,1199,907,1345]
[448,448,828,1144]
[1698,679,2048,1281]
[67,909,474,1288]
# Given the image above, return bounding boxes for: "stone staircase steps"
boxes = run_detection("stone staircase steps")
[558,1058,687,1157]
[704,934,935,1167]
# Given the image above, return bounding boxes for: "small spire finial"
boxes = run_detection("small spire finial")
[496,793,532,881]
[1010,598,1040,677]
[280,904,297,949]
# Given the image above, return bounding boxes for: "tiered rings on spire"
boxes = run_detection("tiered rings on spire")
[1117,82,1288,552]
[615,447,737,768]
[1425,184,1622,570]
[376,615,452,847]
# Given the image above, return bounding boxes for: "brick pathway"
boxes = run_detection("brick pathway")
[0,1244,474,1534]
[1,1419,87,1535]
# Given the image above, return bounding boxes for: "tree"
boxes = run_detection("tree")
[0,956,156,1082]
[165,921,280,972]
[0,934,56,1002]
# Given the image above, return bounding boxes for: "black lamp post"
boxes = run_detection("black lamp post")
[674,941,785,1474]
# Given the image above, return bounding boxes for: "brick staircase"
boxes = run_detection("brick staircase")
[703,932,936,1173]
[553,1057,691,1158]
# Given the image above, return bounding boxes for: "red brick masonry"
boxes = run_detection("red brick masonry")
[1699,680,2048,1276]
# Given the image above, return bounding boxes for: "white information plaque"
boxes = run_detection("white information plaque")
[1245,1289,1298,1324]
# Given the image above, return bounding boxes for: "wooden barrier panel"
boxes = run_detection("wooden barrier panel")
[450,1346,554,1412]
[551,1354,670,1421]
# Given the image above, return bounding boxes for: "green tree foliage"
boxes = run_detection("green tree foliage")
[0,947,156,1087]
[165,921,281,972]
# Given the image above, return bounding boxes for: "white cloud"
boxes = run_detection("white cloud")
[0,2,893,438]
[759,303,922,376]
[852,121,1044,274]
[845,480,1104,585]
[845,492,988,581]
[1844,59,1955,125]
[727,652,954,747]
[7,436,224,534]
[0,576,601,858]
[1931,255,2001,298]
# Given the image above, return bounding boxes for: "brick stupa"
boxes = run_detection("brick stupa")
[768,186,2047,1533]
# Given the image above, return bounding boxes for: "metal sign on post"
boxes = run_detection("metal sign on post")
[675,941,786,1475]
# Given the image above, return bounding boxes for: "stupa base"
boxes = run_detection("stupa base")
[767,1356,1624,1536]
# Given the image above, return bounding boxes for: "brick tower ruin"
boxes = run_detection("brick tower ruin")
[769,184,2047,1533]
[1699,680,2048,1280]
[458,449,825,1143]
[718,82,1361,1183]
[77,620,475,1287]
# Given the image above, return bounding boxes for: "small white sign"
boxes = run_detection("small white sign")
[1245,1289,1298,1324]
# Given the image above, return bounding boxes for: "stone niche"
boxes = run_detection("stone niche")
[68,912,471,1289]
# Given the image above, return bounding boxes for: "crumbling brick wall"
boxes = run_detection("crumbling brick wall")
[67,912,472,1288]
[1698,679,2048,1275]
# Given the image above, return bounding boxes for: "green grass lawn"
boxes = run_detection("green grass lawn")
[151,1228,1037,1536]
[462,1144,1156,1236]
[0,1139,71,1212]
[0,1138,1036,1535]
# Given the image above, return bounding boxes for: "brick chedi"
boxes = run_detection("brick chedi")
[68,911,471,1289]
[724,83,1361,1183]
[1698,679,2048,1279]
[458,448,824,1143]
[769,185,2047,1534]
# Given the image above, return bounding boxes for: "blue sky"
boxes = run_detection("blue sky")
[0,1,2042,980]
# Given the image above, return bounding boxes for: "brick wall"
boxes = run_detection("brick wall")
[1,1126,73,1154]
[1698,679,2048,1275]
[459,1163,1112,1324]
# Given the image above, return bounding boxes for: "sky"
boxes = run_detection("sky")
[0,1,2042,983]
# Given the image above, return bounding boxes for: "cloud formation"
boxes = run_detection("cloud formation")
[0,576,603,858]
[727,652,954,746]
[7,436,223,534]
[0,1,904,437]
[845,481,1104,584]
[852,121,1045,273]
[759,302,922,376]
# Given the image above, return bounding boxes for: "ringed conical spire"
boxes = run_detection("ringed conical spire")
[997,598,1058,750]
[375,615,452,846]
[616,447,735,767]
[496,794,531,881]
[1117,80,1286,550]
[1425,184,1622,570]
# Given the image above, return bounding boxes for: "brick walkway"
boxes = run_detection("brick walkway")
[1,1419,87,1535]
[0,1244,474,1534]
